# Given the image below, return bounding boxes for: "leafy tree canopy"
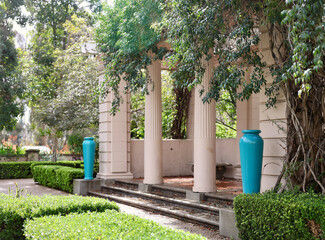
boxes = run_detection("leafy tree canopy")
[27,14,99,133]
[96,0,167,112]
[24,1,100,160]
[0,0,27,130]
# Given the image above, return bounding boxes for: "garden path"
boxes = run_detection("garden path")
[0,179,229,240]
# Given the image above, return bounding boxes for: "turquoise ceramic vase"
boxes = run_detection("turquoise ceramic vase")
[239,130,264,194]
[82,137,95,180]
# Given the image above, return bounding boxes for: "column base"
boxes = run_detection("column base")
[138,183,153,193]
[192,185,216,193]
[186,190,205,202]
[96,172,133,180]
[73,178,101,196]
[143,179,163,185]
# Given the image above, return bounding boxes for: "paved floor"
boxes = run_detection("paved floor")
[0,179,228,240]
[132,176,243,195]
[0,178,70,196]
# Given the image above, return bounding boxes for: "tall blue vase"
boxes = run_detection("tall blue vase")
[239,130,264,194]
[83,137,96,180]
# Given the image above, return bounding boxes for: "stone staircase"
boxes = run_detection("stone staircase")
[88,179,235,229]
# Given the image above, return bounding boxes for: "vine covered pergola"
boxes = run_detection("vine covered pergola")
[95,0,325,193]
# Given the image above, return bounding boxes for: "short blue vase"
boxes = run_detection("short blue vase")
[82,137,95,180]
[239,130,264,194]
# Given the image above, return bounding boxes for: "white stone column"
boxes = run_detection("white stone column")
[98,75,133,179]
[193,56,216,192]
[144,60,163,184]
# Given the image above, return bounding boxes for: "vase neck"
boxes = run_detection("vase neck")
[84,137,94,140]
[242,130,261,134]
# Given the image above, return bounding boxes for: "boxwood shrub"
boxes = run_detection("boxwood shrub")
[56,166,85,192]
[32,165,84,193]
[30,160,83,169]
[0,161,38,179]
[24,210,206,240]
[0,161,84,180]
[0,194,119,240]
[234,191,325,240]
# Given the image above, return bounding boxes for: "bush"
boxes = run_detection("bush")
[24,210,206,240]
[56,167,84,193]
[234,191,325,240]
[0,161,84,180]
[0,144,25,155]
[32,165,84,193]
[0,194,119,240]
[67,133,84,156]
[0,162,37,179]
[30,160,83,169]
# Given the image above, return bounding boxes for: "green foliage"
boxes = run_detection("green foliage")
[27,15,99,132]
[0,160,83,180]
[96,0,167,113]
[8,182,28,198]
[161,1,266,104]
[55,167,85,192]
[130,71,178,139]
[130,71,236,139]
[0,144,25,155]
[266,0,325,192]
[130,90,145,139]
[24,2,99,163]
[67,133,84,156]
[30,160,83,169]
[216,91,237,138]
[0,1,26,130]
[24,210,206,240]
[25,9,99,161]
[32,165,61,188]
[95,0,325,190]
[234,192,325,239]
[94,135,99,162]
[161,72,177,139]
[0,194,119,240]
[31,165,84,193]
[0,162,37,179]
[282,0,324,95]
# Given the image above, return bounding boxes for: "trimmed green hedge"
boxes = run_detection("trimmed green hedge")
[32,165,84,193]
[30,160,83,169]
[24,210,206,240]
[234,192,325,240]
[0,162,38,179]
[56,166,85,192]
[0,161,84,179]
[0,194,119,240]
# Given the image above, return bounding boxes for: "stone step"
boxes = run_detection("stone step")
[88,189,221,228]
[148,184,187,199]
[112,179,234,207]
[112,179,139,191]
[101,185,221,214]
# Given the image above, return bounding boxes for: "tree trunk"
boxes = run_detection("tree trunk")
[171,86,191,139]
[285,77,325,192]
[52,135,58,162]
[268,22,325,193]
